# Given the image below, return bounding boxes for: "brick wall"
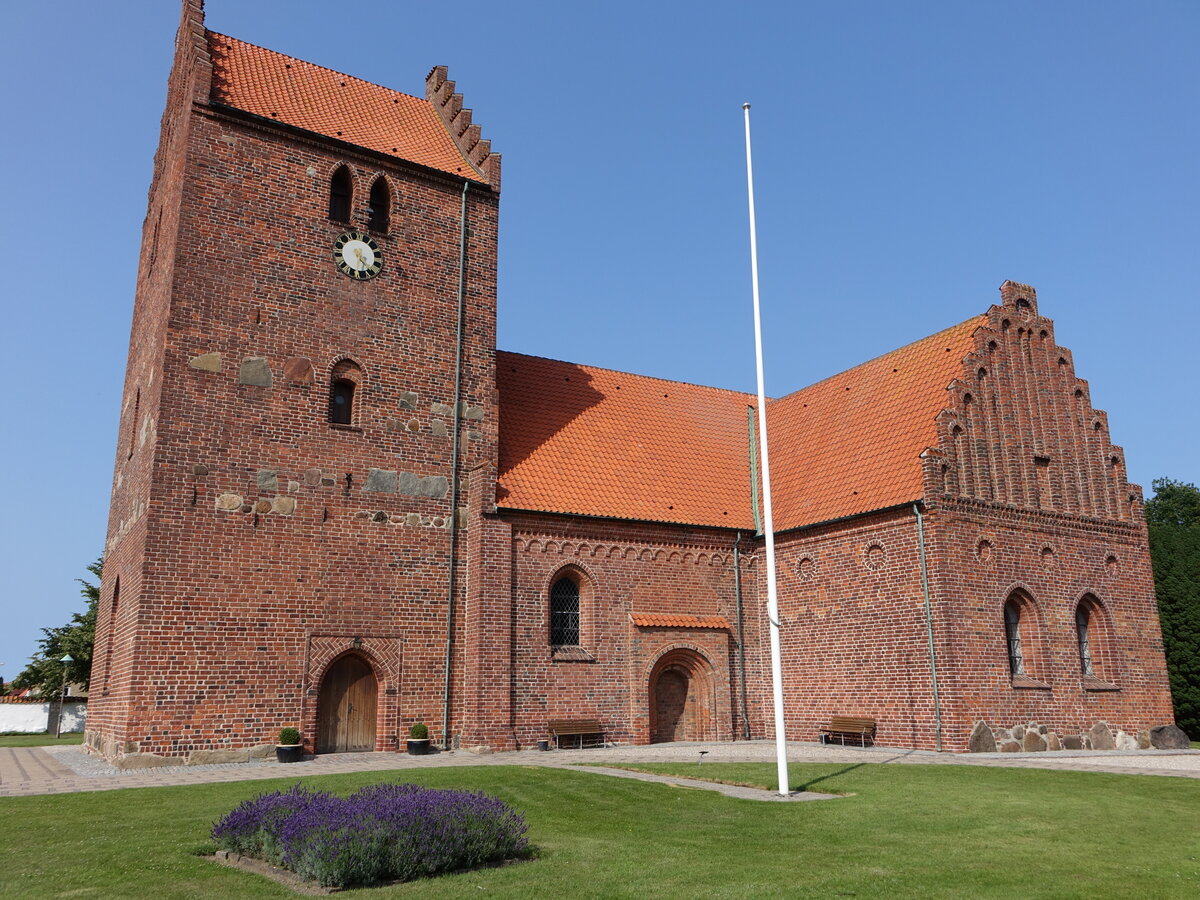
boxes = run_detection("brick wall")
[88,0,498,758]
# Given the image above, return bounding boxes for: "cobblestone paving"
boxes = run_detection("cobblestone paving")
[1,740,1196,799]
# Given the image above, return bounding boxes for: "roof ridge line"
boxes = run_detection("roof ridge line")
[498,349,759,399]
[769,313,987,404]
[207,31,427,103]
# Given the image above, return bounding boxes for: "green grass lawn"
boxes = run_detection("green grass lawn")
[1,763,1197,898]
[0,732,84,748]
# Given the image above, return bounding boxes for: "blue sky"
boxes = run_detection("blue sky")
[1,0,1196,679]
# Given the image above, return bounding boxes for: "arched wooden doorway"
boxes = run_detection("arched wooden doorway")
[649,649,715,743]
[317,653,378,753]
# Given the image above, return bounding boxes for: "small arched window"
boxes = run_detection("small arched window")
[329,359,362,426]
[550,576,580,646]
[329,166,352,222]
[1003,599,1024,676]
[367,177,390,234]
[1075,603,1094,676]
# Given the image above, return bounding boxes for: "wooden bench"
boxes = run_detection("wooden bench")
[548,719,605,750]
[818,716,876,747]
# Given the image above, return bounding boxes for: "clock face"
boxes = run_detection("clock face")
[333,230,383,280]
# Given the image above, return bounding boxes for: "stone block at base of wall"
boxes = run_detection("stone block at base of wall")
[186,749,250,765]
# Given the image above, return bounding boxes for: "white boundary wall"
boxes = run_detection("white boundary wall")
[0,702,86,733]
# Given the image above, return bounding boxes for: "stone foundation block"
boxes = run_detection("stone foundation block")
[187,749,250,765]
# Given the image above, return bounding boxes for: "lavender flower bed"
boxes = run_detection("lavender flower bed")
[212,782,531,888]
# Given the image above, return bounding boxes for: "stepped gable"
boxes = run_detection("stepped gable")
[767,315,986,531]
[496,351,756,529]
[930,281,1143,522]
[206,33,492,184]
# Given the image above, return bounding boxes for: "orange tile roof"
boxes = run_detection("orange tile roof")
[630,614,731,630]
[767,316,986,530]
[206,33,482,181]
[496,352,757,529]
[498,317,984,532]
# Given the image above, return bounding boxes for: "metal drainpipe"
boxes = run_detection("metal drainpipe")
[733,532,751,740]
[913,503,943,752]
[441,180,470,751]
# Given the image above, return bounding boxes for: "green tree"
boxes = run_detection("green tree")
[1145,478,1200,738]
[10,557,101,697]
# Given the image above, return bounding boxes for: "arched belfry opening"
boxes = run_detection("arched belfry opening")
[316,652,378,753]
[648,648,716,743]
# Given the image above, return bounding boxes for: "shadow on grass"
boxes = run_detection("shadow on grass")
[794,762,866,792]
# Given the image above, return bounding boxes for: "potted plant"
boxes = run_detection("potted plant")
[407,722,431,755]
[276,726,304,763]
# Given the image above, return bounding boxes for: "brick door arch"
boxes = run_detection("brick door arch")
[648,648,715,743]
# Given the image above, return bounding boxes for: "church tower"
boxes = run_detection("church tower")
[88,0,501,760]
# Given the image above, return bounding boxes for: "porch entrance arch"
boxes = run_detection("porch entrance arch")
[648,648,716,743]
[316,653,378,753]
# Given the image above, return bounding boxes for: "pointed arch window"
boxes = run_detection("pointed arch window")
[1003,599,1025,676]
[329,166,352,222]
[367,177,390,234]
[1075,603,1094,676]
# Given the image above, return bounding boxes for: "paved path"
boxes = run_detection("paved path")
[2,740,1198,799]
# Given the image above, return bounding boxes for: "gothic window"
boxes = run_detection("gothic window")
[550,576,580,646]
[1075,603,1094,676]
[367,177,390,234]
[329,166,352,222]
[1003,599,1024,676]
[329,359,362,426]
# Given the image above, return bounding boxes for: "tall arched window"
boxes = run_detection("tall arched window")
[367,177,390,234]
[1075,603,1094,676]
[1003,599,1024,676]
[329,166,352,222]
[329,359,362,426]
[550,576,580,646]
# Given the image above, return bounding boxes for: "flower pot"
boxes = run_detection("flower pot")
[537,739,550,751]
[407,738,431,755]
[275,744,304,763]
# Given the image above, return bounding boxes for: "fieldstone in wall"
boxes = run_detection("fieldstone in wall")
[256,470,278,492]
[272,496,295,516]
[303,468,322,487]
[1089,722,1117,750]
[431,402,454,416]
[115,753,183,770]
[968,720,997,753]
[1046,732,1062,751]
[999,740,1020,753]
[431,419,448,437]
[254,499,272,514]
[462,404,485,420]
[189,351,222,372]
[1138,730,1151,750]
[1115,731,1139,751]
[1060,735,1084,750]
[364,469,398,493]
[397,391,418,410]
[215,493,242,511]
[1023,731,1047,752]
[282,357,314,384]
[239,357,272,387]
[1149,724,1191,750]
[1011,725,1025,742]
[419,475,448,499]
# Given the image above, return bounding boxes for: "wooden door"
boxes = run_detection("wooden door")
[317,654,377,753]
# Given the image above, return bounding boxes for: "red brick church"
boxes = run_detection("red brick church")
[87,1,1175,761]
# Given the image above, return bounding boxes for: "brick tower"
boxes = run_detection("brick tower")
[88,0,501,760]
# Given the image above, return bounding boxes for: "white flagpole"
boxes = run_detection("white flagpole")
[743,102,790,797]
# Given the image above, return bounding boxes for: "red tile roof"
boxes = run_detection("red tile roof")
[206,33,482,181]
[630,614,731,630]
[496,352,757,529]
[497,317,985,531]
[766,317,984,530]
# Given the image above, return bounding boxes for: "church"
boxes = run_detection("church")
[86,1,1175,762]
